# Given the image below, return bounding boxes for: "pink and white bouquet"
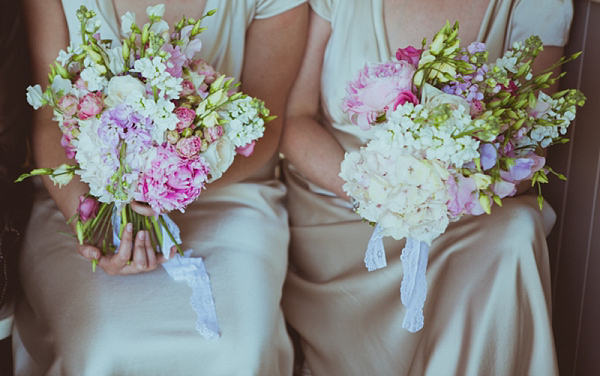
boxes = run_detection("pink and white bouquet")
[340,21,585,332]
[20,5,272,267]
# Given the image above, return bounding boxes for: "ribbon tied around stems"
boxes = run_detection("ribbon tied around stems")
[365,226,429,332]
[111,212,220,339]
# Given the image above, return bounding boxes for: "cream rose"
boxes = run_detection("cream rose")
[421,83,470,114]
[202,135,235,183]
[104,75,147,107]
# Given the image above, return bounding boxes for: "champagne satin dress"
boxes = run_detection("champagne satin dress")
[13,1,305,375]
[281,0,573,375]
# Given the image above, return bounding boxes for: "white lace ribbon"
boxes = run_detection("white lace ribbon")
[111,212,220,338]
[364,224,387,271]
[364,227,429,332]
[400,237,429,333]
[162,251,220,339]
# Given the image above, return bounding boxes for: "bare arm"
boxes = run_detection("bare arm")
[205,3,309,191]
[279,9,350,201]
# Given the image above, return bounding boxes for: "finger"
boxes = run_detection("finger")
[77,244,101,261]
[130,201,157,217]
[145,231,158,270]
[132,231,149,270]
[113,222,134,266]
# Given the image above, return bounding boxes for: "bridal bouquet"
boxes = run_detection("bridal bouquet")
[20,5,272,270]
[340,21,585,332]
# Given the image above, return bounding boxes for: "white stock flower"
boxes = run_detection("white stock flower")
[222,97,266,147]
[202,135,235,183]
[131,57,183,100]
[104,75,147,107]
[80,67,108,92]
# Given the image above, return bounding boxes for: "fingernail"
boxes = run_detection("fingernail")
[92,251,99,259]
[138,231,145,240]
[126,223,133,232]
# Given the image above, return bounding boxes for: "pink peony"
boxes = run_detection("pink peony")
[235,140,255,157]
[135,144,210,213]
[77,92,104,120]
[203,125,223,143]
[174,107,196,131]
[343,60,416,130]
[396,46,422,68]
[77,195,100,221]
[58,94,79,117]
[175,136,202,158]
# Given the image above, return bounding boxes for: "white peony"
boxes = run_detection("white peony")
[202,135,235,183]
[104,75,147,107]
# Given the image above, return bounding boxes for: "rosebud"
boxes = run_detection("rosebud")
[77,195,100,221]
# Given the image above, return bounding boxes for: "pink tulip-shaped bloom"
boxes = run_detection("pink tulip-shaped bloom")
[77,92,104,120]
[235,140,255,157]
[175,136,203,158]
[58,94,79,117]
[203,125,223,143]
[77,195,100,221]
[396,46,422,68]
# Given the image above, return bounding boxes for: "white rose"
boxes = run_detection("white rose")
[104,75,147,107]
[421,83,470,114]
[202,136,235,183]
[26,85,44,109]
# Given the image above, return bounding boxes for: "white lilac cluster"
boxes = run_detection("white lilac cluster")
[221,97,267,148]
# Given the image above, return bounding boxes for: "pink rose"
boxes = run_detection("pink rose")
[174,107,196,131]
[235,140,255,157]
[176,136,203,158]
[77,196,100,221]
[203,125,223,143]
[470,99,484,117]
[77,92,104,120]
[180,80,195,96]
[58,94,79,117]
[396,46,422,68]
[392,90,419,111]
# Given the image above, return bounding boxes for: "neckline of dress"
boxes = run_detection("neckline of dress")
[376,0,498,59]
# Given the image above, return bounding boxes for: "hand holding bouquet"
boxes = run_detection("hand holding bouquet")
[340,21,585,332]
[20,5,272,271]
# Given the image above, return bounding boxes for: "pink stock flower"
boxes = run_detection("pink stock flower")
[396,46,422,68]
[343,61,416,130]
[136,144,210,213]
[446,174,479,216]
[175,136,203,158]
[235,140,255,157]
[77,195,100,221]
[174,107,196,131]
[392,90,419,111]
[58,94,79,117]
[203,125,223,143]
[77,92,104,119]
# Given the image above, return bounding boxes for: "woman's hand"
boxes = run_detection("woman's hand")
[77,202,175,276]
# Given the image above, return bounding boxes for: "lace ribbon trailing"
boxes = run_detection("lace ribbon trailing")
[364,224,387,271]
[400,237,429,333]
[111,212,220,338]
[365,227,429,332]
[162,250,220,339]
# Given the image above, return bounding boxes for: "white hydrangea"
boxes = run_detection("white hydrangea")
[221,97,266,147]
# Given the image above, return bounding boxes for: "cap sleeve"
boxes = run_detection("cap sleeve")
[255,0,307,19]
[508,0,573,47]
[308,0,334,22]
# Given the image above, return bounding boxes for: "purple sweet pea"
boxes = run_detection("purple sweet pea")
[479,144,498,171]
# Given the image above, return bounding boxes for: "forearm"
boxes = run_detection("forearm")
[281,114,350,201]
